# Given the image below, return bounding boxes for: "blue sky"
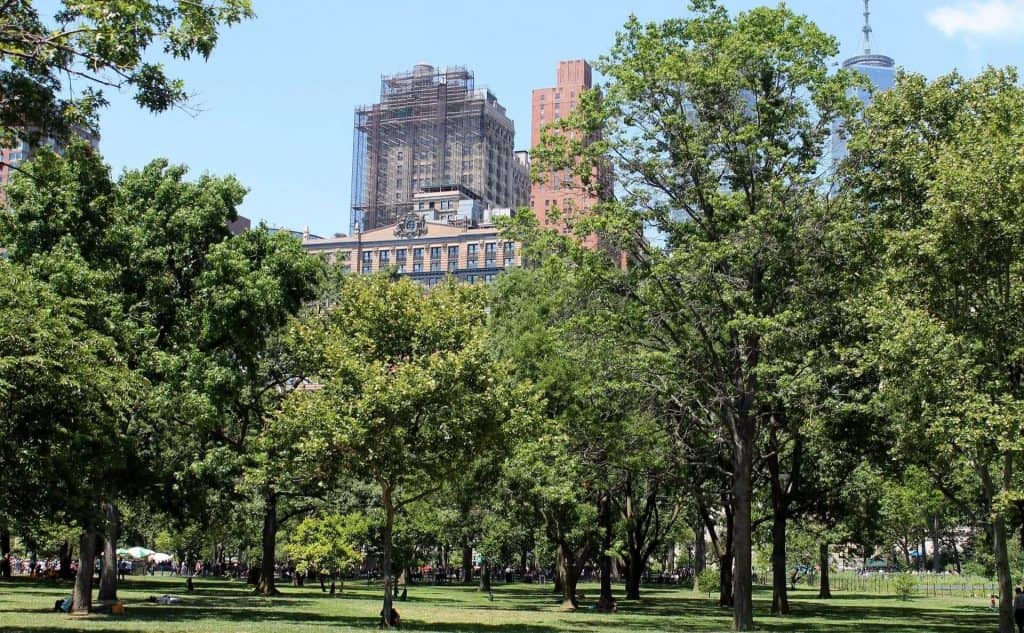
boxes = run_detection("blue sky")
[88,0,1024,237]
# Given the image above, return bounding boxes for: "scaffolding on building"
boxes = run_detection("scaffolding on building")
[350,64,522,233]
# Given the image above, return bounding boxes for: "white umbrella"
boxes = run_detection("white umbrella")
[148,552,173,563]
[125,546,156,559]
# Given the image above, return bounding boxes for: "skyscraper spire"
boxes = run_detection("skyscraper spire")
[861,0,872,55]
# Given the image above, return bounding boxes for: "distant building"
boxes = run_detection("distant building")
[530,60,622,263]
[228,215,251,235]
[832,0,895,162]
[304,194,520,286]
[350,63,529,234]
[0,128,100,197]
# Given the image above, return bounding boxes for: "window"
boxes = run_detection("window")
[468,244,478,256]
[430,247,442,260]
[379,251,389,266]
[395,248,407,262]
[468,259,478,269]
[413,248,424,261]
[485,274,496,283]
[430,262,441,272]
[485,257,496,268]
[485,242,497,254]
[503,241,515,255]
[413,262,423,272]
[448,245,459,260]
[504,258,514,268]
[397,265,406,273]
[467,274,477,283]
[397,151,404,160]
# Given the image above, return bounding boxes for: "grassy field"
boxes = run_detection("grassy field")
[0,575,995,633]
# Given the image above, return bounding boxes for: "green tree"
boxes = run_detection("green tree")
[0,0,252,149]
[291,274,522,628]
[533,3,860,628]
[188,228,323,595]
[845,66,1024,633]
[1,144,318,602]
[0,260,138,612]
[286,513,365,580]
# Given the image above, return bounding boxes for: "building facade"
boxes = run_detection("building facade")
[529,60,609,251]
[303,216,520,287]
[350,63,529,234]
[309,183,519,285]
[0,128,100,197]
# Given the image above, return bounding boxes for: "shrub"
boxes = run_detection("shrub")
[696,567,720,598]
[894,573,916,600]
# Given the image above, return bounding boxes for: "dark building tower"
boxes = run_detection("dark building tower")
[350,64,528,233]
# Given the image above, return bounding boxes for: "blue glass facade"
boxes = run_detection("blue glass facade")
[832,53,895,163]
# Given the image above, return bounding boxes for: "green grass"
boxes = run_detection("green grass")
[0,575,995,632]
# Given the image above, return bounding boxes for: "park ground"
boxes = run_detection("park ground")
[0,576,993,633]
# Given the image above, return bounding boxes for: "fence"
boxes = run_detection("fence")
[831,573,996,598]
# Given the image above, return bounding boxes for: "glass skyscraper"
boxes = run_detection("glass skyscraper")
[831,0,894,163]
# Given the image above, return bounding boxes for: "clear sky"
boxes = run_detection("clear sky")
[88,0,1024,237]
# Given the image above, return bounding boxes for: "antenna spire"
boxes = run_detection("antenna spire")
[861,0,872,55]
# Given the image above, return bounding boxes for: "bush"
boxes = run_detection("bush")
[894,573,916,600]
[696,567,720,598]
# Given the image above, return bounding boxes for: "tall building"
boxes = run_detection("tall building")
[530,61,600,243]
[832,0,895,162]
[350,64,529,233]
[0,128,99,197]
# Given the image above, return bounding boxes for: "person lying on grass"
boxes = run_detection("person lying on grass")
[147,595,185,605]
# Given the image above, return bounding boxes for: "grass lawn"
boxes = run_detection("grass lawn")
[0,575,994,632]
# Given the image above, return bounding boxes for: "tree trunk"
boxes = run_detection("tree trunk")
[553,559,563,594]
[931,516,942,573]
[770,510,789,614]
[381,485,397,628]
[257,491,280,596]
[694,518,706,574]
[817,543,832,599]
[479,564,491,592]
[951,536,962,574]
[625,560,643,601]
[598,492,615,610]
[73,529,96,614]
[462,542,473,585]
[557,544,580,610]
[986,458,1014,633]
[0,524,10,578]
[59,540,74,579]
[520,542,529,578]
[719,505,735,607]
[732,410,755,631]
[98,502,120,601]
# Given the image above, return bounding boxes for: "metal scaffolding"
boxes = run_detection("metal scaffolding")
[350,64,524,233]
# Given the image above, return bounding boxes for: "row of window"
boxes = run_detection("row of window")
[350,242,515,270]
[421,273,498,287]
